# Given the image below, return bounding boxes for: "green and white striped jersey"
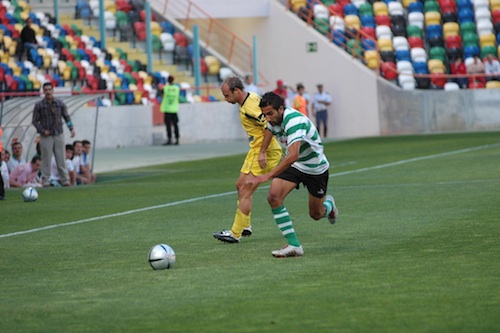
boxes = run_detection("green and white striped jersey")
[267,107,330,175]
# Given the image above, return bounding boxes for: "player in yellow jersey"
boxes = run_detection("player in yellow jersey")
[213,76,283,243]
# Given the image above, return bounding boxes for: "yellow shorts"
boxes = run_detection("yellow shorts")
[240,146,282,176]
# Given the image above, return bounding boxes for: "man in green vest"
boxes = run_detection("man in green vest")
[160,75,181,145]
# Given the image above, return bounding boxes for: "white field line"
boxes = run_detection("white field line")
[1,142,499,239]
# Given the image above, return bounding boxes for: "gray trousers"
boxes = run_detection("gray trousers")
[40,133,69,186]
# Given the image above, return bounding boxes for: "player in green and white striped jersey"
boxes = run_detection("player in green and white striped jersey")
[249,91,339,258]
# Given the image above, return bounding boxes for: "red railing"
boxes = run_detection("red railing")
[152,0,268,86]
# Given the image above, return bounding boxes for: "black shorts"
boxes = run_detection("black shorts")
[275,167,329,198]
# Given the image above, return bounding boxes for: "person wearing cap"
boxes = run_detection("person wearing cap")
[312,83,332,137]
[273,80,288,102]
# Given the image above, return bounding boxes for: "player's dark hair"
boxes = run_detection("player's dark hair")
[259,92,285,110]
[65,144,74,151]
[82,139,91,146]
[223,76,244,92]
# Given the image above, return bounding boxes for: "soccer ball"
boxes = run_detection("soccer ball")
[22,187,38,202]
[148,244,176,270]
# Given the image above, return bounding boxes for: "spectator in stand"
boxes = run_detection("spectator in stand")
[7,142,26,173]
[243,73,262,96]
[32,82,76,187]
[18,17,38,61]
[450,56,468,89]
[9,156,42,188]
[467,55,486,84]
[293,83,308,116]
[484,54,500,81]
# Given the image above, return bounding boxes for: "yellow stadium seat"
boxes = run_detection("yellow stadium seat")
[443,22,459,38]
[291,0,307,11]
[491,0,500,11]
[480,33,496,48]
[205,55,221,75]
[63,66,71,80]
[373,2,388,15]
[344,15,361,30]
[377,38,394,51]
[151,22,162,36]
[425,11,441,26]
[58,60,67,74]
[104,0,117,13]
[428,59,445,73]
[403,0,418,8]
[364,50,380,69]
[486,80,500,88]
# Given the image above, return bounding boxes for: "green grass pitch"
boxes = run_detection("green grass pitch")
[1,132,499,333]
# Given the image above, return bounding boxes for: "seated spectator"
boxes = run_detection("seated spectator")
[17,17,39,61]
[484,54,500,81]
[1,150,9,196]
[450,56,468,89]
[467,55,486,84]
[7,142,27,173]
[72,140,94,185]
[9,156,42,188]
[49,145,76,186]
[81,139,96,183]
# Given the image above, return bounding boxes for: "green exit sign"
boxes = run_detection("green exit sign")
[307,42,318,53]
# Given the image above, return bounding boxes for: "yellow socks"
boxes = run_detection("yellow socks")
[231,208,250,238]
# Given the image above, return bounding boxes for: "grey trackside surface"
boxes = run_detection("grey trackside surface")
[92,140,249,173]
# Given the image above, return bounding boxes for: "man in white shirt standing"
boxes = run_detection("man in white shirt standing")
[243,73,262,96]
[311,84,332,137]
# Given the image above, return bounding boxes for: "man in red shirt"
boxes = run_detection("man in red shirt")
[273,80,288,102]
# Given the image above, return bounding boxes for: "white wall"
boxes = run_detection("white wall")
[217,1,381,139]
[72,102,245,149]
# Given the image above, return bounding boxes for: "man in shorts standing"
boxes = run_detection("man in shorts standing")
[213,77,283,243]
[249,92,339,258]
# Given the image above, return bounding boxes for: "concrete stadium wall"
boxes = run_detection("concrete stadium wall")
[73,102,246,149]
[217,1,382,139]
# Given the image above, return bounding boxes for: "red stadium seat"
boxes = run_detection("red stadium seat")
[375,15,391,26]
[408,36,425,48]
[133,22,146,41]
[381,61,398,80]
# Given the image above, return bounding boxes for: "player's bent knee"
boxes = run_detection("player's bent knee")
[267,193,282,207]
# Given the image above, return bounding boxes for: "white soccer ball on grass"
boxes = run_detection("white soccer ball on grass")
[22,187,38,202]
[148,244,176,270]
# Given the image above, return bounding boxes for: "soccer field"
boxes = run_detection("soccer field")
[1,132,499,333]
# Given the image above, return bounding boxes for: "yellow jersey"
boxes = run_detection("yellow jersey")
[239,92,281,151]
